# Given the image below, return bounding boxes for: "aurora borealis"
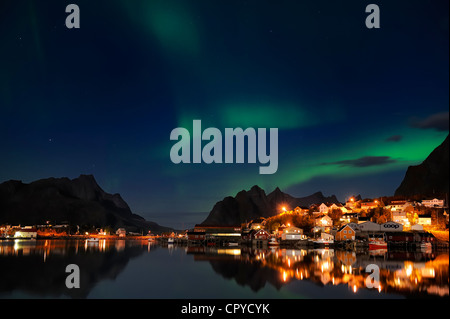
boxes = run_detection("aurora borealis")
[0,0,448,228]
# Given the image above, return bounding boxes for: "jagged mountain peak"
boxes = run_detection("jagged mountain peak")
[395,135,449,197]
[0,174,173,233]
[202,185,340,226]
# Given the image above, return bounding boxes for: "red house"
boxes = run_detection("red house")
[251,229,270,240]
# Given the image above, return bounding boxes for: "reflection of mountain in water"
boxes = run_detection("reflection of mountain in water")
[0,240,152,298]
[208,255,284,292]
[188,246,449,298]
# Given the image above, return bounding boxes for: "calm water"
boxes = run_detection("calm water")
[0,239,448,299]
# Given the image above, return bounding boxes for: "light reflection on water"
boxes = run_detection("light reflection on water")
[0,239,448,298]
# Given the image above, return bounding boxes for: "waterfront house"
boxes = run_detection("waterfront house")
[281,226,304,240]
[386,231,437,245]
[116,228,126,237]
[417,232,436,243]
[187,231,206,242]
[252,229,270,240]
[385,231,415,243]
[194,225,242,240]
[380,221,403,232]
[320,232,334,242]
[358,221,381,232]
[14,227,37,239]
[335,225,355,241]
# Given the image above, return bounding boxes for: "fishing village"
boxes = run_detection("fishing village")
[155,196,449,252]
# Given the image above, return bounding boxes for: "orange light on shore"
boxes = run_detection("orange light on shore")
[282,206,286,212]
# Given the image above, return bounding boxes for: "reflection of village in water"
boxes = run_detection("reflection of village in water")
[1,239,448,298]
[0,238,127,258]
[186,245,449,298]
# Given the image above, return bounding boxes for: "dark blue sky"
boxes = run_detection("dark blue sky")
[0,0,448,228]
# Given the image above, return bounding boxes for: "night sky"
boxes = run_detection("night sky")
[1,0,448,229]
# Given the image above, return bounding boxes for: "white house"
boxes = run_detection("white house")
[319,203,342,214]
[281,226,304,240]
[418,215,432,226]
[421,198,444,208]
[315,215,333,227]
[14,227,37,239]
[387,200,413,212]
[320,232,334,241]
[392,210,409,225]
[319,203,329,214]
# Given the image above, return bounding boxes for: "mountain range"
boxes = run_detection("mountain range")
[0,174,173,233]
[201,186,340,226]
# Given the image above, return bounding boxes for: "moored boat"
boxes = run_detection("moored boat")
[419,242,432,251]
[225,242,239,247]
[313,238,334,246]
[368,233,388,250]
[268,237,279,246]
[368,239,387,250]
